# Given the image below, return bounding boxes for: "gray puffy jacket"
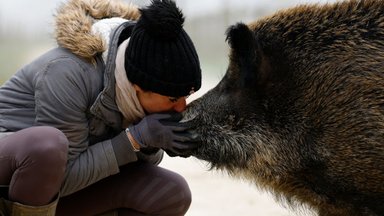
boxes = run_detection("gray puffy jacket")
[0,1,163,196]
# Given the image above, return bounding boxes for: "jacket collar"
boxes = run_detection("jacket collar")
[90,21,136,129]
[54,0,140,64]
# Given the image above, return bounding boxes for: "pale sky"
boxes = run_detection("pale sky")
[0,0,340,36]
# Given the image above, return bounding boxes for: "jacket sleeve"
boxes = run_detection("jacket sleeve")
[34,56,137,196]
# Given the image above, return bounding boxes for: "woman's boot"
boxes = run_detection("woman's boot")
[0,186,58,216]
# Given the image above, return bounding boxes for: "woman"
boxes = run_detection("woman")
[0,0,201,215]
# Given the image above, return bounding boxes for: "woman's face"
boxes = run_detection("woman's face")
[133,84,187,114]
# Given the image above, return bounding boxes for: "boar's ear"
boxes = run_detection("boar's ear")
[226,23,270,90]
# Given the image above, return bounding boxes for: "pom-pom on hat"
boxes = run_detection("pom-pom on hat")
[125,0,201,97]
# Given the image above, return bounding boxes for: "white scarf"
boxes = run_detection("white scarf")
[92,18,145,127]
[115,39,145,127]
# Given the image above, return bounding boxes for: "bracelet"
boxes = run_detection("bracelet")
[125,128,140,152]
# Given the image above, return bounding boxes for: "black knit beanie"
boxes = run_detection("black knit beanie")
[125,0,201,97]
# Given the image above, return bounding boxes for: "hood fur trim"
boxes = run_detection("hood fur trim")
[54,0,140,63]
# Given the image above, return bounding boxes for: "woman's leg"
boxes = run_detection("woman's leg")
[0,126,68,205]
[56,162,192,216]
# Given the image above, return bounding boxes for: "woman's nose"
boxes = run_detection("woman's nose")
[173,98,187,112]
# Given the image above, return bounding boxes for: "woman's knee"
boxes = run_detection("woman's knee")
[117,163,192,215]
[164,171,192,214]
[2,126,69,205]
[125,163,192,202]
[20,126,69,169]
[137,164,192,214]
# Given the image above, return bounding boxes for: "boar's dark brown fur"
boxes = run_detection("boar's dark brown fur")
[183,0,384,215]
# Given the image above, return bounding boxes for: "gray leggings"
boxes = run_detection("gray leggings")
[0,126,68,206]
[0,126,191,215]
[56,162,192,216]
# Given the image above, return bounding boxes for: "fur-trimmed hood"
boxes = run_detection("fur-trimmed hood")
[54,0,140,63]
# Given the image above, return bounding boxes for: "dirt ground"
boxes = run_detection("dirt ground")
[160,155,297,216]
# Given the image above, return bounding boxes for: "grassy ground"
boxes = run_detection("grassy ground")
[0,37,53,84]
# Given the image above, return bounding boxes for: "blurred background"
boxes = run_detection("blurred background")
[0,0,339,215]
[1,0,340,86]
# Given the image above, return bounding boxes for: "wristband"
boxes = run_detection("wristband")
[125,128,140,152]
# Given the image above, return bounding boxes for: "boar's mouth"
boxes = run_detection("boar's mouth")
[181,104,255,171]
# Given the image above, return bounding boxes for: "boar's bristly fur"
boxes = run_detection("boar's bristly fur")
[183,0,384,215]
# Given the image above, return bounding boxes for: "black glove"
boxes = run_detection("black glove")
[165,128,199,158]
[128,113,199,157]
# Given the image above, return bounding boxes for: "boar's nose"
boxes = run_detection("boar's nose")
[173,98,187,112]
